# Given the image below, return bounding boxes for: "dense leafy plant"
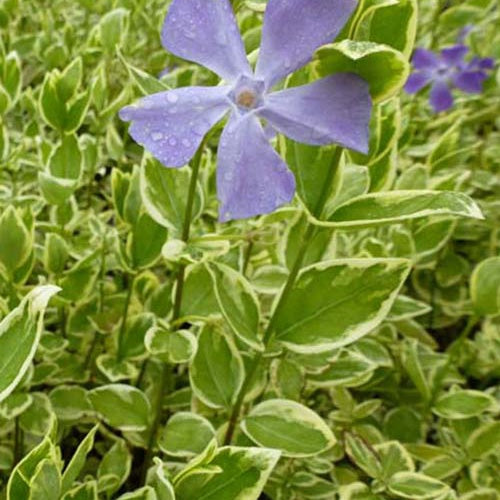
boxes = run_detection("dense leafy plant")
[0,0,498,499]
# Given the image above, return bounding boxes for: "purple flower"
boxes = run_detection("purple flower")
[119,0,371,222]
[405,45,494,113]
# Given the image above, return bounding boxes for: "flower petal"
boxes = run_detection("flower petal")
[258,74,371,154]
[441,45,468,66]
[412,48,440,70]
[161,0,251,82]
[255,0,357,88]
[217,113,296,221]
[453,70,488,93]
[404,71,433,94]
[478,57,494,70]
[120,86,231,167]
[429,81,453,113]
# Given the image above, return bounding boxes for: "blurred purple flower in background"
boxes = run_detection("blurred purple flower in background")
[405,44,494,113]
[120,0,371,222]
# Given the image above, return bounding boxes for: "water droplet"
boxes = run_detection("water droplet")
[167,93,179,104]
[152,132,163,141]
[168,137,177,146]
[182,138,191,148]
[191,123,206,136]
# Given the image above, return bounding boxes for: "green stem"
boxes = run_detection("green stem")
[223,148,343,445]
[117,273,135,362]
[85,239,106,371]
[242,240,254,276]
[141,142,205,482]
[13,416,22,469]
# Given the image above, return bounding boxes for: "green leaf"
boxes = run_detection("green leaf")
[7,433,57,500]
[1,52,22,104]
[308,351,375,388]
[271,358,304,401]
[0,393,32,420]
[145,327,197,364]
[38,172,79,205]
[149,460,175,500]
[284,140,343,217]
[97,440,131,495]
[44,233,69,275]
[118,49,169,95]
[127,212,168,269]
[207,262,263,351]
[433,390,497,419]
[64,90,90,133]
[61,425,99,494]
[0,206,32,276]
[99,8,129,51]
[175,446,280,500]
[159,412,215,457]
[388,296,432,321]
[274,259,410,353]
[189,325,244,409]
[470,257,500,316]
[62,481,98,500]
[141,157,203,235]
[459,489,500,500]
[39,73,66,130]
[316,40,409,102]
[374,441,415,479]
[0,286,60,403]
[116,487,156,500]
[402,340,431,402]
[179,264,219,319]
[466,421,500,459]
[88,384,151,431]
[59,252,99,302]
[322,191,483,228]
[30,458,61,500]
[56,58,83,103]
[96,354,138,382]
[242,399,336,458]
[48,134,82,180]
[49,385,93,421]
[345,433,383,479]
[388,472,449,499]
[19,393,54,437]
[355,0,418,57]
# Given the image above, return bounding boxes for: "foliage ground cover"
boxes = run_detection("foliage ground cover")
[0,0,499,499]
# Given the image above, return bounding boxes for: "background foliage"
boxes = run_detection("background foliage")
[0,0,499,499]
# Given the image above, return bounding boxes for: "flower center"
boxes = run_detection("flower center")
[229,75,265,113]
[236,89,257,109]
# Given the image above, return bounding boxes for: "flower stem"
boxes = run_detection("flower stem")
[223,147,343,445]
[141,142,205,482]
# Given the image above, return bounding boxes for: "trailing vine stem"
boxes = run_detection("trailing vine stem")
[223,147,344,445]
[141,141,205,483]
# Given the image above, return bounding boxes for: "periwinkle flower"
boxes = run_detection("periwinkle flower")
[119,0,371,222]
[405,45,494,113]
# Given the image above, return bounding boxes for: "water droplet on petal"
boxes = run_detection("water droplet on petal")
[182,138,191,148]
[169,137,177,146]
[152,132,163,141]
[167,93,179,104]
